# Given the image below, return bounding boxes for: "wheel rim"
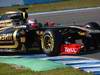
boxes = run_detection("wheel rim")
[42,32,54,53]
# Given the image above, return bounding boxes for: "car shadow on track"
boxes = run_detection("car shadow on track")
[0,49,100,56]
[78,49,100,56]
[0,50,43,56]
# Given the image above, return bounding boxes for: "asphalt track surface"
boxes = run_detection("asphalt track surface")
[29,7,100,60]
[29,7,100,25]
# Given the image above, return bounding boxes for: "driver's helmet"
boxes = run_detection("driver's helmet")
[28,19,37,24]
[28,19,38,29]
[44,20,55,27]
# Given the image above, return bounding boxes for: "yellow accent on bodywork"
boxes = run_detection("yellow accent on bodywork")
[0,29,19,48]
[78,32,86,36]
[0,19,13,28]
[22,12,25,19]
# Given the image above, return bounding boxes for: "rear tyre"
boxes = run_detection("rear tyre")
[41,30,62,56]
[16,30,27,52]
[16,37,26,52]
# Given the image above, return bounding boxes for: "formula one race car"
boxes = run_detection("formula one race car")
[0,8,100,56]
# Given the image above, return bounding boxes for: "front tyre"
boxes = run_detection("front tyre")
[84,22,100,29]
[41,30,62,56]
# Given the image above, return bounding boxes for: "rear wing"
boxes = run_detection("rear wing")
[18,7,28,21]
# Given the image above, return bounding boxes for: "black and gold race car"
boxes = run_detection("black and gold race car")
[0,8,100,56]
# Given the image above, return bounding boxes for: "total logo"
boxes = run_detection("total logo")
[61,44,81,55]
[64,47,78,54]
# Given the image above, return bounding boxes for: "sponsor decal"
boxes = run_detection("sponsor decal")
[65,47,78,53]
[61,44,81,54]
[0,29,19,48]
[0,34,13,41]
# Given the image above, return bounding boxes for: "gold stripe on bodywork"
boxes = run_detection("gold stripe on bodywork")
[0,19,13,27]
[0,29,19,48]
[0,27,11,31]
[22,12,25,19]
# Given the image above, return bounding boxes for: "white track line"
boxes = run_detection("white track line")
[41,56,100,74]
[41,56,85,60]
[29,7,100,16]
[83,68,100,73]
[60,60,100,65]
[71,64,100,69]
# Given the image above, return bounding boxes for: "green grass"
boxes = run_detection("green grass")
[0,0,100,14]
[0,63,93,75]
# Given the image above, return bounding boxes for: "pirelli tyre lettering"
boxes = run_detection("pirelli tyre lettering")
[41,31,54,53]
[41,30,62,56]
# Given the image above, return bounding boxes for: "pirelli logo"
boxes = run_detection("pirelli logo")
[0,34,13,41]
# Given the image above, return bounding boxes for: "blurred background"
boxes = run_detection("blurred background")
[0,0,61,7]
